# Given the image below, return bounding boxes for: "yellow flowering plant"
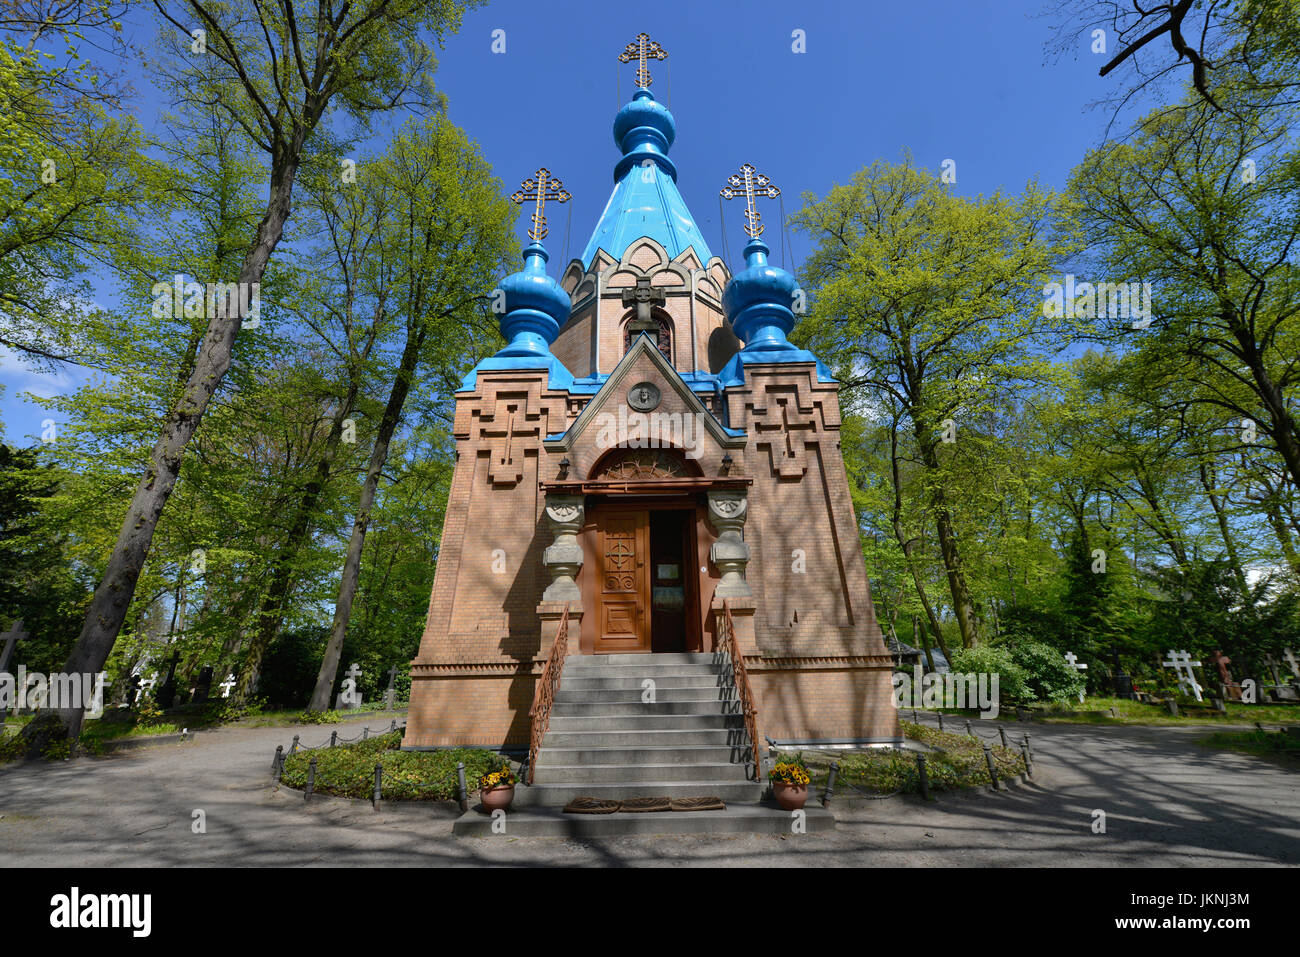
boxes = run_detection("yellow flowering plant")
[769,755,811,786]
[478,762,516,791]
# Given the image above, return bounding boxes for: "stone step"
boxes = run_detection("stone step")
[535,744,753,767]
[546,713,745,732]
[511,780,765,806]
[558,674,733,691]
[452,802,834,837]
[554,686,737,705]
[565,652,722,667]
[543,727,752,748]
[561,661,727,678]
[532,761,754,785]
[549,700,744,717]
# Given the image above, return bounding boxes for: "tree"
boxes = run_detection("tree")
[28,0,481,749]
[792,155,1080,647]
[307,118,514,711]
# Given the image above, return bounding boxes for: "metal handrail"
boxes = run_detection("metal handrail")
[526,604,571,785]
[720,599,762,781]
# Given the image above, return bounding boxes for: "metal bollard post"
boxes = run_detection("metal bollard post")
[329,730,338,748]
[305,756,317,802]
[390,719,397,732]
[937,712,944,732]
[983,742,1000,791]
[1020,740,1033,777]
[911,709,918,724]
[456,761,468,813]
[915,753,931,801]
[1022,732,1032,761]
[822,761,840,808]
[372,763,382,810]
[965,719,974,738]
[363,727,369,740]
[273,745,284,781]
[290,734,300,755]
[998,725,1008,748]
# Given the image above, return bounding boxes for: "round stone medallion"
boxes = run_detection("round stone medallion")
[627,381,662,412]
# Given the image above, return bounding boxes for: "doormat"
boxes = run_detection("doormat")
[669,796,726,811]
[619,796,672,813]
[563,797,621,814]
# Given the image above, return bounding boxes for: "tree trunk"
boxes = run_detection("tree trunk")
[1198,460,1250,602]
[309,325,427,711]
[25,154,303,750]
[233,385,361,702]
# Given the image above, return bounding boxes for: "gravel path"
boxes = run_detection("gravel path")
[1,715,1296,866]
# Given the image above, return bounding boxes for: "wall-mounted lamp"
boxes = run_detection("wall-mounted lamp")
[720,453,733,475]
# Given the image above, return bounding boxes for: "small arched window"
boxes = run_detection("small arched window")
[623,308,673,364]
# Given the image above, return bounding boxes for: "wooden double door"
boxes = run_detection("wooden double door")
[591,506,698,654]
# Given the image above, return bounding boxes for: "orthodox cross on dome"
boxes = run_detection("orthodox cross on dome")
[510,168,571,242]
[720,163,780,238]
[619,32,668,89]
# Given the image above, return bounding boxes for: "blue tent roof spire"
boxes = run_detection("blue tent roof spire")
[579,87,714,266]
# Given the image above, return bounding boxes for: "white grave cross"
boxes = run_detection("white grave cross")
[1064,651,1088,704]
[219,674,236,698]
[1161,649,1203,702]
[1283,648,1299,680]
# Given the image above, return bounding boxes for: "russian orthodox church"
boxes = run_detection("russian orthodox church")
[403,38,898,801]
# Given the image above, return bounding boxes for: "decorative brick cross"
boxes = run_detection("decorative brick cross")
[479,392,544,486]
[749,386,819,478]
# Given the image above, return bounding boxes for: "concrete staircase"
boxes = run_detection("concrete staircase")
[514,652,764,807]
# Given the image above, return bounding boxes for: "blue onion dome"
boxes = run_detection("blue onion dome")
[723,237,799,352]
[495,241,571,357]
[613,88,678,181]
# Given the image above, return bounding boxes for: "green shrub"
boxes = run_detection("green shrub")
[949,645,1030,702]
[298,709,341,725]
[1009,642,1088,704]
[280,731,501,801]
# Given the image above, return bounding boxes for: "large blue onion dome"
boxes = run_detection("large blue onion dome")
[717,237,834,386]
[459,241,575,391]
[581,88,713,266]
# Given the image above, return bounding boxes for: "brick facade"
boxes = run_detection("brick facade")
[403,236,898,751]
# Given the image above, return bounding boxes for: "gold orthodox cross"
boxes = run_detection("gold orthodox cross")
[619,32,668,89]
[510,168,571,242]
[720,163,780,238]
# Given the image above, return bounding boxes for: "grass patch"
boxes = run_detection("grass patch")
[778,721,1027,796]
[1030,696,1300,726]
[280,730,501,801]
[1197,729,1300,761]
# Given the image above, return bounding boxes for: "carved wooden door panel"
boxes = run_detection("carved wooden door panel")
[596,510,650,653]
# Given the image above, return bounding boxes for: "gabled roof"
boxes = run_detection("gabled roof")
[545,333,745,449]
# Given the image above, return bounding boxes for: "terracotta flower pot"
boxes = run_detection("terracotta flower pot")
[481,784,514,813]
[772,781,808,811]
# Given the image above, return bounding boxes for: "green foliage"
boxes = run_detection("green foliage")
[1007,642,1088,705]
[298,710,341,725]
[280,732,499,801]
[950,645,1030,702]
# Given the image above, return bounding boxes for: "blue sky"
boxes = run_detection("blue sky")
[1,0,1122,442]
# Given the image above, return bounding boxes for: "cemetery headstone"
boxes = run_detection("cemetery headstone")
[192,666,214,704]
[1109,648,1134,699]
[156,652,181,709]
[1283,648,1299,680]
[336,663,363,710]
[1161,649,1204,702]
[384,666,398,711]
[1064,651,1088,704]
